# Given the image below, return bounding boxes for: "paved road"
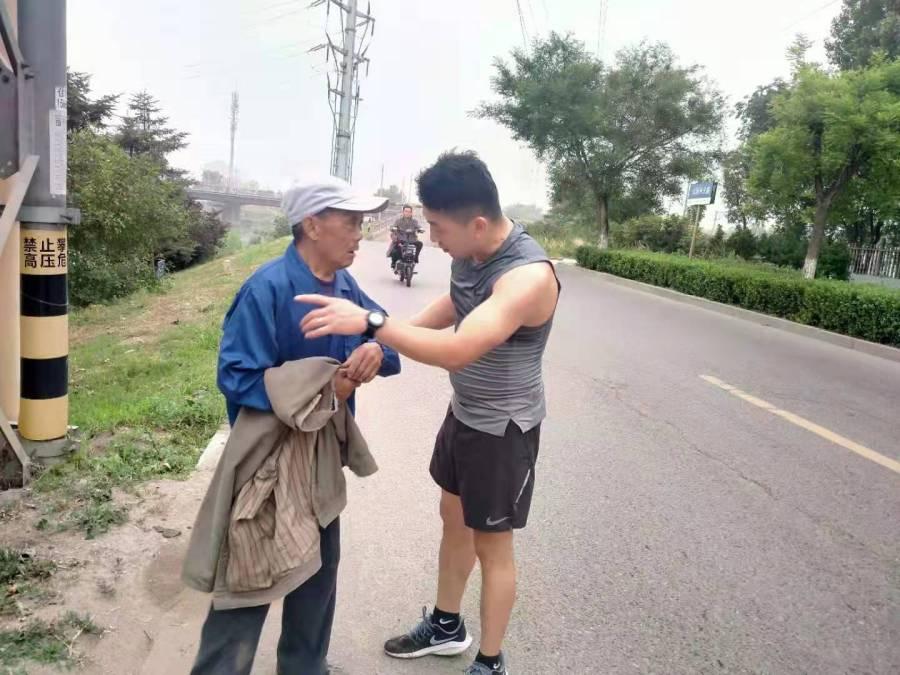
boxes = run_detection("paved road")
[176,241,900,674]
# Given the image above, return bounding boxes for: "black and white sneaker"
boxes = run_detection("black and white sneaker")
[465,652,509,674]
[383,607,473,659]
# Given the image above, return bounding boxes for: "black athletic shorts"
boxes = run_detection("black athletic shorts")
[429,407,540,532]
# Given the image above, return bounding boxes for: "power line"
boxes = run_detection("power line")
[515,0,529,49]
[596,0,609,59]
[780,0,840,33]
[525,0,539,34]
[241,0,302,16]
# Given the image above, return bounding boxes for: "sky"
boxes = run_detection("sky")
[67,0,840,220]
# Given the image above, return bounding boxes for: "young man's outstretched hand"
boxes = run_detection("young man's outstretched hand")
[297,294,369,339]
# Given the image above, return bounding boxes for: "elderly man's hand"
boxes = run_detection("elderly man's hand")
[342,342,384,384]
[333,371,358,402]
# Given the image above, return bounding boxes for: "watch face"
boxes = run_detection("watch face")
[370,312,386,328]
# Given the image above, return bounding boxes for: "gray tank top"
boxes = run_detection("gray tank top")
[449,222,558,436]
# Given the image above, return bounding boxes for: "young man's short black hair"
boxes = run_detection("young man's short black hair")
[402,204,413,211]
[416,150,502,222]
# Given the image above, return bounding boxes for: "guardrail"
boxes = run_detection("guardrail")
[189,186,283,198]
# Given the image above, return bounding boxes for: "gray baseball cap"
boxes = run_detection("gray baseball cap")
[282,176,389,226]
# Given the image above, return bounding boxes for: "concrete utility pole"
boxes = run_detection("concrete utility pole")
[310,0,375,183]
[227,91,238,193]
[0,0,80,481]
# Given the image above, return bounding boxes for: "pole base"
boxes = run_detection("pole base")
[18,426,78,468]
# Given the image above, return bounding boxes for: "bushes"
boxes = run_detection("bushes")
[68,250,158,308]
[725,228,758,259]
[614,214,691,253]
[575,247,900,346]
[817,241,851,281]
[757,228,807,269]
[67,130,228,306]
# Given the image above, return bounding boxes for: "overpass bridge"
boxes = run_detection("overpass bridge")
[186,187,282,226]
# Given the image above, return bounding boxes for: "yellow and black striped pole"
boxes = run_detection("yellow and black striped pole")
[15,1,72,443]
[18,224,68,440]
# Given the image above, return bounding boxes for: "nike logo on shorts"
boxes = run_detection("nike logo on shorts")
[486,516,510,526]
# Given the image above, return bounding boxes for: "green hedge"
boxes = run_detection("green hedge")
[575,247,900,347]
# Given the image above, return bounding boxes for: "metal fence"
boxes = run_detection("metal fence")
[849,246,900,279]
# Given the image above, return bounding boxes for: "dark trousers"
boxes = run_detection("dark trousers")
[390,240,423,265]
[190,519,340,675]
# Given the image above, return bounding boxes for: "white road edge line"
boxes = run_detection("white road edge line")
[700,375,900,476]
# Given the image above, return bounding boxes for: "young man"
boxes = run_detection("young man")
[191,177,401,675]
[389,204,424,267]
[296,151,559,675]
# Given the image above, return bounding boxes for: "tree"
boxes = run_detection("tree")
[721,148,756,230]
[271,213,292,239]
[832,166,900,245]
[757,224,808,269]
[723,78,792,230]
[67,70,118,132]
[67,130,190,304]
[478,34,724,248]
[162,204,229,270]
[709,222,726,256]
[375,184,405,204]
[116,91,188,162]
[505,203,544,223]
[726,227,758,259]
[735,79,789,141]
[826,0,900,70]
[748,59,900,278]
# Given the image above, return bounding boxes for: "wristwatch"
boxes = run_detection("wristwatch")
[363,311,386,339]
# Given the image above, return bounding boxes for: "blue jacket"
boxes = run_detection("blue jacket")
[218,243,401,425]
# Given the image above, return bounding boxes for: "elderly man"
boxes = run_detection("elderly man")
[190,177,400,675]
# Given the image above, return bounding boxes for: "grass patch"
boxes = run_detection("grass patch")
[527,227,589,259]
[0,550,56,618]
[0,550,55,588]
[32,238,290,537]
[0,611,100,669]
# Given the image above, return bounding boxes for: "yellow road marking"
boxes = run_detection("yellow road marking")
[700,375,900,476]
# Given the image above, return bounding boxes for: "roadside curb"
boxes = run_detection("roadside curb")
[578,267,900,365]
[196,425,229,470]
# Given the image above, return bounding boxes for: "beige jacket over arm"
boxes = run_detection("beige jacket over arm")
[181,357,377,609]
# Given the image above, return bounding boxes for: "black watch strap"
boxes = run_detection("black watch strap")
[363,311,385,339]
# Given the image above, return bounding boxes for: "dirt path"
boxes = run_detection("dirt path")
[0,466,212,675]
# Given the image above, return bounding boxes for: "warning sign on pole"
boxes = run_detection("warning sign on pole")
[49,109,67,197]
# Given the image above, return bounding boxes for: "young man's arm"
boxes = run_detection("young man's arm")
[409,293,456,330]
[296,263,557,372]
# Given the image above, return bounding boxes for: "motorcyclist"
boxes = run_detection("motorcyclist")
[389,205,424,270]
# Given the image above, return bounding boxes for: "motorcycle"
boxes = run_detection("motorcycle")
[395,241,418,287]
[389,226,422,287]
